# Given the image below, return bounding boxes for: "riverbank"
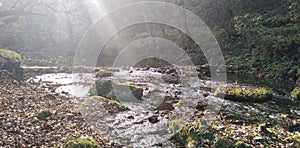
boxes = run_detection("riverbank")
[0,70,112,147]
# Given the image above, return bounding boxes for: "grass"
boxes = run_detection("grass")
[0,49,21,62]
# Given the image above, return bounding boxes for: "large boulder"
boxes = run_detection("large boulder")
[89,80,144,101]
[0,49,23,80]
[162,73,180,84]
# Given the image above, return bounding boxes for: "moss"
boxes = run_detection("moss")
[169,120,185,135]
[31,117,38,124]
[234,141,248,148]
[70,109,80,115]
[42,93,56,99]
[37,109,51,120]
[107,98,128,111]
[215,137,234,148]
[84,96,128,112]
[291,87,300,100]
[176,125,200,147]
[185,71,201,77]
[214,86,273,102]
[128,81,135,87]
[0,49,21,62]
[64,136,99,148]
[96,68,112,77]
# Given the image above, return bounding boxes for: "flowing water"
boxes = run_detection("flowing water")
[27,66,300,147]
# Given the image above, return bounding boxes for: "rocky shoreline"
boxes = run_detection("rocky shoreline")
[0,70,113,147]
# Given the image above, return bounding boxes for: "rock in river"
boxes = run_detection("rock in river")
[89,80,144,100]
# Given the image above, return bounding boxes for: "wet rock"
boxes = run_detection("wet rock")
[90,80,144,100]
[156,96,177,111]
[148,115,159,124]
[162,73,180,84]
[95,68,112,78]
[166,68,176,74]
[203,92,209,97]
[289,124,300,133]
[89,80,113,97]
[0,49,23,80]
[196,100,208,111]
[127,115,134,119]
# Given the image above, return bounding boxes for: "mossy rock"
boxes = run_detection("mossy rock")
[42,93,56,99]
[37,109,51,120]
[0,49,21,62]
[95,68,112,78]
[89,80,144,100]
[64,136,99,148]
[156,96,177,111]
[175,125,200,147]
[291,87,300,100]
[89,80,113,97]
[82,96,128,112]
[0,49,23,79]
[185,71,201,77]
[215,137,234,148]
[214,86,273,102]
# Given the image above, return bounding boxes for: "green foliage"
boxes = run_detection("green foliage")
[37,109,51,120]
[0,49,21,62]
[291,87,300,100]
[223,1,300,80]
[215,86,273,102]
[64,135,99,148]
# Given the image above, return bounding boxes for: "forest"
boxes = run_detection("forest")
[0,0,299,147]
